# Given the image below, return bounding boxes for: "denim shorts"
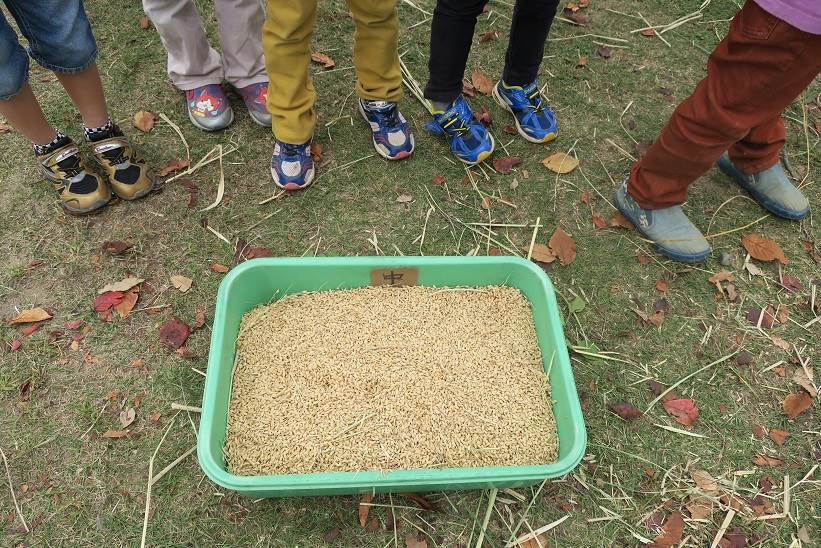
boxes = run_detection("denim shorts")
[0,0,98,100]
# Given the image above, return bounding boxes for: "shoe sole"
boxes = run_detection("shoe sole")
[247,110,272,127]
[456,136,495,165]
[62,194,112,216]
[271,164,315,191]
[613,196,710,264]
[188,107,235,132]
[113,181,155,201]
[357,101,415,161]
[492,83,558,144]
[717,158,810,220]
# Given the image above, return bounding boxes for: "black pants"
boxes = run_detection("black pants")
[424,0,560,103]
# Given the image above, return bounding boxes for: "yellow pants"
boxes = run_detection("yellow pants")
[263,0,402,144]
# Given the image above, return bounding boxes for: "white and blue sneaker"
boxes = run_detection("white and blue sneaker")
[492,80,558,144]
[717,153,809,220]
[270,140,315,190]
[425,95,495,164]
[614,181,710,263]
[358,99,415,160]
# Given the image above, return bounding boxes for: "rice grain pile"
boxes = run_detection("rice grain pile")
[225,285,557,475]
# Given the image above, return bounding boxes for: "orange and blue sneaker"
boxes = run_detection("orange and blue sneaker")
[236,82,272,127]
[358,99,414,160]
[185,84,234,131]
[425,95,494,165]
[492,80,558,144]
[270,140,315,190]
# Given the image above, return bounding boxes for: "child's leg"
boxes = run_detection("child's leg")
[628,0,821,209]
[345,0,402,104]
[55,65,109,129]
[0,83,58,145]
[213,0,267,89]
[263,0,318,144]
[423,0,485,106]
[141,0,224,90]
[501,0,561,87]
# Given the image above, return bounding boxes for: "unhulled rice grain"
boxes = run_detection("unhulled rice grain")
[225,285,557,475]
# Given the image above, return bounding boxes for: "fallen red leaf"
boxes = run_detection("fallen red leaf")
[662,398,699,427]
[549,226,577,266]
[20,324,41,336]
[503,125,518,135]
[93,291,124,313]
[474,105,492,127]
[138,16,151,29]
[9,339,22,352]
[159,317,190,349]
[592,212,608,229]
[310,142,323,162]
[479,29,498,42]
[431,175,445,185]
[746,307,775,329]
[768,428,789,446]
[610,212,634,229]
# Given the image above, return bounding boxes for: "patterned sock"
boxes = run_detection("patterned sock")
[33,130,70,156]
[84,118,121,142]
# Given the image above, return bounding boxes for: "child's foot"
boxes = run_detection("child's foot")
[716,153,809,220]
[270,140,315,190]
[236,82,272,127]
[425,95,494,164]
[185,84,234,131]
[35,134,111,215]
[87,122,154,200]
[358,99,414,160]
[492,80,558,144]
[614,181,710,263]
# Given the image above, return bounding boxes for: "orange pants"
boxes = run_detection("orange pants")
[629,0,821,208]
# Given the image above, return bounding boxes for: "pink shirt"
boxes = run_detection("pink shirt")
[754,0,821,34]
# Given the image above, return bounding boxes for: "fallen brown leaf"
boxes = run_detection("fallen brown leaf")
[210,263,230,273]
[138,16,151,29]
[768,428,789,446]
[691,469,719,493]
[741,234,788,264]
[133,111,155,132]
[170,275,193,293]
[119,407,136,428]
[471,68,494,95]
[752,424,767,439]
[609,402,643,421]
[529,243,556,264]
[358,493,373,527]
[596,45,612,59]
[610,212,634,229]
[783,391,812,418]
[492,156,521,174]
[101,240,133,255]
[592,212,608,229]
[405,533,427,548]
[549,226,577,266]
[793,368,817,398]
[542,152,579,174]
[655,280,668,293]
[641,28,657,37]
[648,512,684,548]
[752,454,783,467]
[310,142,323,162]
[114,288,139,318]
[102,430,129,439]
[159,159,190,177]
[9,308,52,325]
[686,494,715,519]
[98,277,143,294]
[577,55,589,67]
[310,52,335,69]
[479,29,499,42]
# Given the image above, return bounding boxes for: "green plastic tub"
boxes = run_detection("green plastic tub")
[198,256,586,497]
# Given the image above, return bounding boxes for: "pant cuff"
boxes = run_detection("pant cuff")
[31,49,97,75]
[729,155,780,175]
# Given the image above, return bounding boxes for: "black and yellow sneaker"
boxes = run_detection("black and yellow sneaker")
[88,124,154,201]
[36,136,111,215]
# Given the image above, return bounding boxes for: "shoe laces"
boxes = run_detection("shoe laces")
[523,85,545,114]
[440,109,473,138]
[365,101,401,129]
[280,142,306,158]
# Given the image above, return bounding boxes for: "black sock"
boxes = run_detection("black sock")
[84,118,122,142]
[33,130,71,156]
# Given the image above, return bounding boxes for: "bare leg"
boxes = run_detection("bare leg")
[55,64,109,128]
[0,83,58,144]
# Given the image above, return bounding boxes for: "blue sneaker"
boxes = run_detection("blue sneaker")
[358,99,414,160]
[425,95,494,164]
[614,181,710,263]
[270,140,315,190]
[492,80,558,144]
[717,153,809,220]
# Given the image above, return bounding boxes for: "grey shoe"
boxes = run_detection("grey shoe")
[184,84,234,132]
[717,153,809,220]
[614,182,710,263]
[236,82,272,127]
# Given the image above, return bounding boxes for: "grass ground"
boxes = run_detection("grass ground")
[1,0,819,546]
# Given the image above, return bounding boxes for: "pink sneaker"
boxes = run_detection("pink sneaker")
[185,84,234,131]
[236,82,272,127]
